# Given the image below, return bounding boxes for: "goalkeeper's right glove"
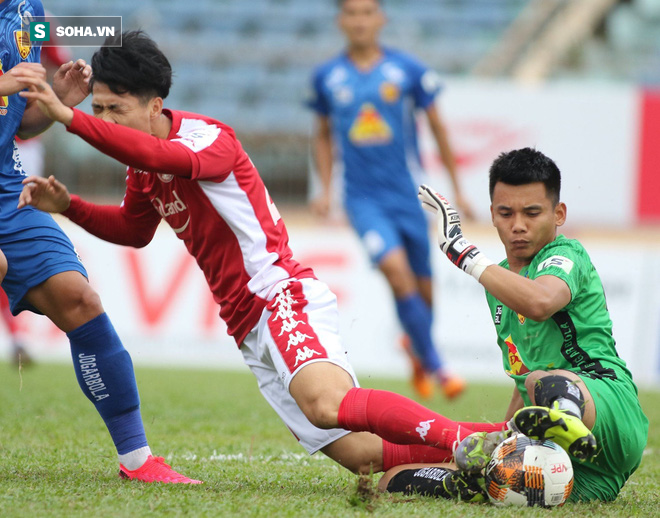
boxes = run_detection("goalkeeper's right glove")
[418,184,494,281]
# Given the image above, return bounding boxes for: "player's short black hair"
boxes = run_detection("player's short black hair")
[489,148,561,204]
[90,30,172,102]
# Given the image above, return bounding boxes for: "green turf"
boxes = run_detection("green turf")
[0,362,657,517]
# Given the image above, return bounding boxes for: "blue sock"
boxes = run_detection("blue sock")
[395,293,442,372]
[67,313,148,455]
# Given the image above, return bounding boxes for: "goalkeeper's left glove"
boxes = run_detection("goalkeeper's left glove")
[418,184,494,281]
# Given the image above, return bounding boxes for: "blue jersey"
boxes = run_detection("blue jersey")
[1,0,42,178]
[0,0,87,315]
[307,47,441,208]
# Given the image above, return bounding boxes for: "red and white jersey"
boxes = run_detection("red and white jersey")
[64,109,314,344]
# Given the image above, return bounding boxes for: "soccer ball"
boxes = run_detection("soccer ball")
[485,433,574,507]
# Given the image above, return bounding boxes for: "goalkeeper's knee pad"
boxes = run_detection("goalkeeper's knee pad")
[533,374,586,418]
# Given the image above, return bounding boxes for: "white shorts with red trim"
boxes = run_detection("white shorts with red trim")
[240,277,359,454]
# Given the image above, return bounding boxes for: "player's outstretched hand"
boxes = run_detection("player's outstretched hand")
[418,184,494,281]
[18,175,72,214]
[1,63,47,97]
[52,59,92,107]
[14,71,74,126]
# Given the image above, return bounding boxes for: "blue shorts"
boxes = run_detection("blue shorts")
[344,197,432,277]
[0,204,88,315]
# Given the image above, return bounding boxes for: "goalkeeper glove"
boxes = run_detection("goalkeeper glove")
[418,184,494,281]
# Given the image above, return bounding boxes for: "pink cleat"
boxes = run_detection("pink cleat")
[119,455,202,484]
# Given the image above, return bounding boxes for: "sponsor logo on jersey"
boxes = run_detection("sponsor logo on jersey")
[157,173,174,183]
[504,335,530,376]
[173,118,221,153]
[152,190,190,233]
[415,419,435,441]
[152,190,187,217]
[494,305,503,325]
[333,85,353,105]
[537,255,574,275]
[348,103,392,145]
[15,2,33,59]
[381,62,405,84]
[0,59,8,114]
[14,30,31,59]
[379,81,400,103]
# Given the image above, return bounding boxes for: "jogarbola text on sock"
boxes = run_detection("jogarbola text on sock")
[78,354,109,401]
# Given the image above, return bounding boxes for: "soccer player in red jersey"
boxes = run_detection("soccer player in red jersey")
[16,31,512,498]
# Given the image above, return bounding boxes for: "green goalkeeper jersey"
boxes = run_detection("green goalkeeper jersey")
[485,234,648,501]
[485,234,633,400]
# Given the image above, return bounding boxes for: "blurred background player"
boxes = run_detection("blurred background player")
[3,13,72,366]
[306,0,472,399]
[0,0,198,483]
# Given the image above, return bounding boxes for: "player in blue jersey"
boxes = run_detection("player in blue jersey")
[0,0,198,483]
[307,0,472,399]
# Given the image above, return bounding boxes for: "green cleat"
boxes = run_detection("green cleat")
[513,405,597,461]
[443,470,488,503]
[454,429,513,473]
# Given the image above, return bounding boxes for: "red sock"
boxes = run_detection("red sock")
[382,441,453,471]
[337,387,475,450]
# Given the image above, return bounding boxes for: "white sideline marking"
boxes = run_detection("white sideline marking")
[172,451,333,465]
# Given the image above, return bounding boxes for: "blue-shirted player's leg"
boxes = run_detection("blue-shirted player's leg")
[400,205,466,399]
[1,215,200,483]
[25,273,147,458]
[23,271,200,483]
[347,200,464,400]
[380,250,440,363]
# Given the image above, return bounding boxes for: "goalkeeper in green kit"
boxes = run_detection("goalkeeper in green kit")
[412,147,647,502]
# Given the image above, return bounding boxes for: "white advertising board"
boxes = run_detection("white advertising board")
[418,80,640,226]
[3,221,658,388]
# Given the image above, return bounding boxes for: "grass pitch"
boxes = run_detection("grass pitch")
[0,362,657,517]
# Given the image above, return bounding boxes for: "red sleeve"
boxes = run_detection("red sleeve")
[62,175,161,248]
[66,109,239,181]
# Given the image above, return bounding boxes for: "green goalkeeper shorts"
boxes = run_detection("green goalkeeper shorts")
[569,372,648,502]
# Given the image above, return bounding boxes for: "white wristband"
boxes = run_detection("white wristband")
[467,253,495,282]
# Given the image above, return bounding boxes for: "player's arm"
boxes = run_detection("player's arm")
[1,63,51,139]
[504,385,525,421]
[18,175,160,248]
[418,185,570,321]
[1,63,45,96]
[16,60,92,139]
[424,105,474,220]
[14,76,215,178]
[479,268,571,322]
[311,114,334,217]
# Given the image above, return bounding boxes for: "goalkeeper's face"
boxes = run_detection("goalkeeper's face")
[90,81,163,135]
[490,181,566,266]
